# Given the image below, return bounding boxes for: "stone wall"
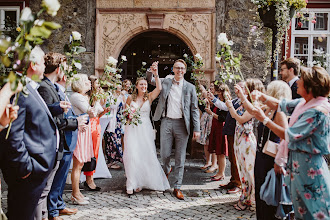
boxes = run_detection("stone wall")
[30,0,96,76]
[216,0,271,84]
[28,0,270,81]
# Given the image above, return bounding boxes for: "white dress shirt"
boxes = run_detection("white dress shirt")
[167,79,183,119]
[288,76,299,87]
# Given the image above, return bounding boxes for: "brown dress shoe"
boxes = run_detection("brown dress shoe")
[49,217,63,220]
[173,189,184,200]
[166,167,173,179]
[59,207,78,215]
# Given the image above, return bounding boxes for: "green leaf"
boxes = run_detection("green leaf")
[2,56,11,67]
[30,26,52,38]
[0,39,10,53]
[42,21,61,30]
[75,46,86,54]
[8,71,16,83]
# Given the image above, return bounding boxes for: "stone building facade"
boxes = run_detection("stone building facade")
[28,0,269,83]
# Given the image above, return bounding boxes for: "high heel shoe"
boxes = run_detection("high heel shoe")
[126,189,133,195]
[211,176,225,181]
[71,196,89,205]
[84,181,101,191]
[200,164,212,170]
[135,188,142,193]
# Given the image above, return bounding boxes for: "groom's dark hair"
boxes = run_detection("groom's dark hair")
[174,59,187,70]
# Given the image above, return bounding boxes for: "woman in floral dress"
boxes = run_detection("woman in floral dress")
[104,84,125,169]
[252,66,330,220]
[225,79,265,211]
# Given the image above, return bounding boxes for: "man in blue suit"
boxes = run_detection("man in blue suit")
[0,46,58,220]
[37,52,87,220]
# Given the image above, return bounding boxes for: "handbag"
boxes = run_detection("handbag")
[151,111,157,140]
[262,129,279,158]
[82,157,97,172]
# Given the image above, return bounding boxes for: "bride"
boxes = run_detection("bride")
[123,61,170,195]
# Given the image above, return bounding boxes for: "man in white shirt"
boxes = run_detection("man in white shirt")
[148,59,200,200]
[279,57,301,99]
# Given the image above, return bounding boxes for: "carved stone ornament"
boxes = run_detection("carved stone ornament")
[95,11,215,76]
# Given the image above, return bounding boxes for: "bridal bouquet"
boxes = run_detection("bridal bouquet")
[121,106,142,126]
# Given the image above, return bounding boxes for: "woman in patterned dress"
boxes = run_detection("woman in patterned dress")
[252,66,330,220]
[225,79,265,211]
[103,83,125,169]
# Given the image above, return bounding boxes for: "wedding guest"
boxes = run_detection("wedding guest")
[252,66,330,220]
[70,74,96,205]
[122,79,132,100]
[209,81,245,194]
[203,82,219,174]
[38,52,84,220]
[196,84,213,170]
[237,80,293,218]
[225,78,265,211]
[104,83,125,169]
[83,75,110,191]
[124,62,170,194]
[279,57,301,99]
[205,83,229,181]
[0,46,58,220]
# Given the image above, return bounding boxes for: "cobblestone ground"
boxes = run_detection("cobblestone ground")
[1,159,256,220]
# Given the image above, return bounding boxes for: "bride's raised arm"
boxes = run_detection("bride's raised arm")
[149,61,162,103]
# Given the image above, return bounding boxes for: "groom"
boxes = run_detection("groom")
[147,59,200,200]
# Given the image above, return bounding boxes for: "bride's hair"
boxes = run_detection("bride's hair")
[132,77,149,102]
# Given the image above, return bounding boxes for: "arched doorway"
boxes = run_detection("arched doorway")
[119,31,193,82]
[119,31,194,150]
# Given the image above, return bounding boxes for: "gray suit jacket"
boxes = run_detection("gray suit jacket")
[147,72,200,135]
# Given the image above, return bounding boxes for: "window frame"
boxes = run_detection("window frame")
[291,8,330,69]
[0,6,20,30]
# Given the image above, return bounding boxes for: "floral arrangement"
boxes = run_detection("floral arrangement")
[183,53,205,105]
[216,33,255,103]
[63,31,86,79]
[99,55,126,104]
[136,61,147,78]
[309,49,330,69]
[0,0,61,91]
[121,105,142,126]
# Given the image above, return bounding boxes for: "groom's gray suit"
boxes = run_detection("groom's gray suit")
[147,74,200,189]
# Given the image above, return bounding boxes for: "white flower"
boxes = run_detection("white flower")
[106,56,118,66]
[20,7,34,23]
[142,62,147,66]
[34,19,44,26]
[228,40,234,46]
[74,62,82,70]
[116,74,122,79]
[218,33,229,46]
[121,55,127,61]
[29,46,45,64]
[42,0,61,17]
[195,53,202,61]
[183,53,188,58]
[72,31,82,41]
[109,67,117,73]
[215,56,221,62]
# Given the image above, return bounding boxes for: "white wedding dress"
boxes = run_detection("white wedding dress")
[123,100,170,192]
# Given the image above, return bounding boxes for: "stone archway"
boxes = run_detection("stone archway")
[95,0,216,82]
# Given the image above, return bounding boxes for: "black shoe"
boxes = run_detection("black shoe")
[84,181,101,191]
